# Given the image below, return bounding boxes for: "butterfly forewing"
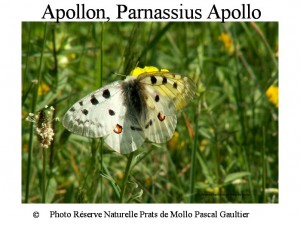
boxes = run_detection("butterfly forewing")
[63,81,124,137]
[137,71,196,143]
[138,72,197,110]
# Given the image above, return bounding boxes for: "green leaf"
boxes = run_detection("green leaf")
[127,189,143,203]
[224,172,251,185]
[46,177,57,203]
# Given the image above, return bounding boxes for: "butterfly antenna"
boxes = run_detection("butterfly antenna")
[128,58,141,76]
[135,57,140,68]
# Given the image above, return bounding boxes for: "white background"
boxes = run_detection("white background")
[1,0,299,224]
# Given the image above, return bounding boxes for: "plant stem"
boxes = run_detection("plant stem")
[119,152,134,203]
[42,148,46,203]
[249,22,278,68]
[189,101,201,203]
[262,126,266,203]
[102,162,120,199]
[25,22,48,203]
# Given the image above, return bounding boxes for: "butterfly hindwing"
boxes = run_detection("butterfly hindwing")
[104,114,145,153]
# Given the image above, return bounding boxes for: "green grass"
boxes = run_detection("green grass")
[22,22,278,203]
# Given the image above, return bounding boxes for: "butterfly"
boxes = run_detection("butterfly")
[62,67,196,154]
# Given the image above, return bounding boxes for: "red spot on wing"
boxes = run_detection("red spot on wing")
[113,124,123,134]
[157,112,165,122]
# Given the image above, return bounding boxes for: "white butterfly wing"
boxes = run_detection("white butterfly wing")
[63,81,123,137]
[63,80,145,153]
[139,84,176,143]
[137,72,196,143]
[104,114,145,154]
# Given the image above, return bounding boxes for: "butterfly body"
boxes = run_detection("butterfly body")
[63,69,196,154]
[121,76,147,120]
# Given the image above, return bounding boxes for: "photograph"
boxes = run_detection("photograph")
[21,22,278,203]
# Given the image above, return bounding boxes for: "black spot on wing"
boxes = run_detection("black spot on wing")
[173,82,177,89]
[130,126,143,131]
[91,95,99,105]
[150,76,157,84]
[145,119,153,129]
[70,107,75,112]
[82,109,89,115]
[102,89,110,99]
[109,109,115,116]
[155,95,160,102]
[162,76,167,84]
[75,118,89,125]
[79,101,83,106]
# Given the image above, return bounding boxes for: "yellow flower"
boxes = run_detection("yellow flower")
[131,66,169,76]
[38,82,50,96]
[116,170,124,180]
[199,139,209,152]
[168,131,179,150]
[167,131,185,151]
[204,180,224,194]
[218,32,234,54]
[266,85,278,107]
